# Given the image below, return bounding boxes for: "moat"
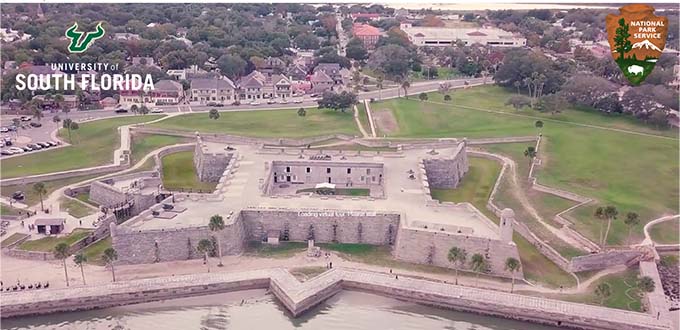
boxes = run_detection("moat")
[2,290,562,330]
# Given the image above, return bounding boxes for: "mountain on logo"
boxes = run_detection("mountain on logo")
[631,39,662,52]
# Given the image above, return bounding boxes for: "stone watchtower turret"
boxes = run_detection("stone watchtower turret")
[500,208,515,244]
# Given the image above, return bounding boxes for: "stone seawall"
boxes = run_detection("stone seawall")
[0,268,669,330]
[569,250,642,272]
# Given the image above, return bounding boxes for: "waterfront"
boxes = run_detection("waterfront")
[3,290,563,330]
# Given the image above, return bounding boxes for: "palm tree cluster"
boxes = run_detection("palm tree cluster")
[448,246,521,291]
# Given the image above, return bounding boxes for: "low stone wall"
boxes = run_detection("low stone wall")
[3,248,53,260]
[0,163,128,187]
[569,250,642,272]
[393,226,522,278]
[194,135,232,182]
[89,181,126,207]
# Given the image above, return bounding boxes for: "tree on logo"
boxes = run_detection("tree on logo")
[614,18,633,59]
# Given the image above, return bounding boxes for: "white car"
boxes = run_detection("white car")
[278,99,289,104]
[150,108,164,113]
[249,101,261,106]
[293,98,304,104]
[8,147,24,154]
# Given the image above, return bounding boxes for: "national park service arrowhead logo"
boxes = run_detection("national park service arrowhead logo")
[606,4,667,85]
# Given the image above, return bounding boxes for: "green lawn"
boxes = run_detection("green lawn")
[429,157,576,288]
[149,108,359,138]
[80,237,112,265]
[371,86,678,247]
[296,187,370,196]
[0,204,23,216]
[244,241,307,258]
[160,151,217,192]
[1,174,100,207]
[1,233,29,248]
[649,219,680,245]
[1,115,164,178]
[18,228,92,252]
[130,133,189,164]
[60,197,96,218]
[528,269,643,311]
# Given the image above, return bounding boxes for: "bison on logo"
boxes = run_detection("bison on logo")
[606,4,667,85]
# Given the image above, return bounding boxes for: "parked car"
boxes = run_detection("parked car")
[12,191,25,200]
[231,101,241,106]
[249,101,261,106]
[293,98,304,104]
[28,143,42,150]
[0,127,8,133]
[22,146,32,152]
[37,142,51,148]
[29,122,42,128]
[206,102,217,107]
[114,108,129,113]
[278,99,289,104]
[20,116,31,122]
[1,149,14,155]
[7,125,17,131]
[150,107,164,113]
[46,141,59,147]
[8,147,24,154]
[266,99,276,105]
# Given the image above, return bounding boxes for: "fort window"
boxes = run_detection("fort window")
[347,168,351,174]
[327,168,331,173]
[306,167,311,173]
[286,166,291,173]
[366,168,371,175]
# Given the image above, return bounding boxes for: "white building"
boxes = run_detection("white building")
[400,23,526,48]
[1,28,31,43]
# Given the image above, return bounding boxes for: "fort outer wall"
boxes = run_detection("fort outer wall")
[112,207,521,278]
[194,135,231,182]
[110,214,247,265]
[422,141,469,189]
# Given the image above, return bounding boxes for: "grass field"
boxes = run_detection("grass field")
[296,187,370,196]
[18,228,92,252]
[1,233,28,248]
[1,115,164,178]
[80,237,112,265]
[150,108,359,138]
[0,204,23,216]
[429,157,576,288]
[60,197,96,218]
[130,133,190,165]
[527,269,643,311]
[244,241,307,258]
[649,219,680,245]
[1,174,100,207]
[371,86,678,246]
[161,151,217,192]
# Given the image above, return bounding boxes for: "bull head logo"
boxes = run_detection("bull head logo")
[65,22,105,53]
[606,4,667,85]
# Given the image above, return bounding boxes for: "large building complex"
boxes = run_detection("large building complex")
[400,23,526,48]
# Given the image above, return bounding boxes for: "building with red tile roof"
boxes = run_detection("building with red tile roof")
[352,23,381,50]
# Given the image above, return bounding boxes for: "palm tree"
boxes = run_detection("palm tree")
[102,248,118,282]
[208,215,225,267]
[504,257,521,292]
[297,107,306,117]
[32,106,43,122]
[524,146,537,169]
[54,243,70,287]
[513,81,521,95]
[197,239,214,272]
[624,212,640,244]
[447,246,467,285]
[54,93,65,110]
[376,76,384,100]
[594,282,611,305]
[209,109,220,120]
[401,80,411,99]
[53,115,61,125]
[130,104,139,115]
[470,253,488,287]
[33,182,47,211]
[637,276,655,293]
[595,206,618,249]
[63,118,74,143]
[73,253,88,285]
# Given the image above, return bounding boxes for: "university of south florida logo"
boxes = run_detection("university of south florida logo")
[606,4,668,85]
[65,22,105,53]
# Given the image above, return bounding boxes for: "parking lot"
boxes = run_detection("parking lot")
[0,114,62,157]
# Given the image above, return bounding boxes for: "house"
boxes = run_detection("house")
[114,33,140,41]
[120,80,185,105]
[190,78,237,105]
[314,63,344,85]
[287,64,308,81]
[99,96,118,108]
[258,57,287,76]
[310,70,335,93]
[167,65,216,80]
[32,94,78,110]
[350,13,381,21]
[0,28,31,43]
[131,57,159,68]
[34,218,64,235]
[238,71,292,100]
[291,80,312,95]
[399,23,526,48]
[3,61,17,70]
[352,23,381,50]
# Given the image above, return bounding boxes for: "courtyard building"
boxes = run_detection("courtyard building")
[399,23,527,48]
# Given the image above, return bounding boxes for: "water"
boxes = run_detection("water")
[2,289,562,330]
